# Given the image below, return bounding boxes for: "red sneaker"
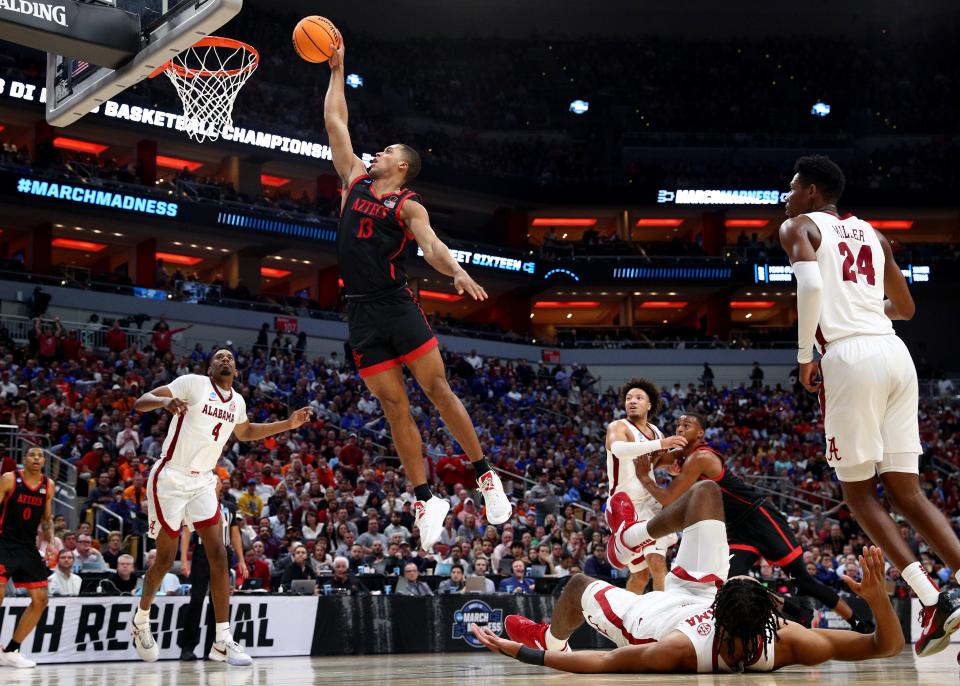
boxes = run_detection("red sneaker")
[505,615,549,649]
[915,590,960,657]
[605,491,637,532]
[607,520,655,570]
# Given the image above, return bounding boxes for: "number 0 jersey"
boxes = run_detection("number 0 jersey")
[159,374,248,474]
[0,471,49,548]
[804,211,894,351]
[338,174,421,298]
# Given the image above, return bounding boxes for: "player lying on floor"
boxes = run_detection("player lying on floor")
[471,481,904,673]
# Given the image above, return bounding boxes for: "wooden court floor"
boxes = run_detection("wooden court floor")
[1,648,955,685]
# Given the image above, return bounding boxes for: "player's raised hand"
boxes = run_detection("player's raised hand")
[635,452,653,477]
[840,545,887,602]
[662,435,687,452]
[470,624,521,656]
[288,406,315,428]
[799,360,821,393]
[328,37,345,70]
[453,271,488,301]
[163,397,188,416]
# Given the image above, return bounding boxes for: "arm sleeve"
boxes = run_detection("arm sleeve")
[793,260,824,363]
[609,440,663,460]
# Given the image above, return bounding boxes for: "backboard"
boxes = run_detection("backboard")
[45,0,242,128]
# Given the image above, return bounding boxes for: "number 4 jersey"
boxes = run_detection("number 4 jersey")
[158,374,248,474]
[805,211,893,350]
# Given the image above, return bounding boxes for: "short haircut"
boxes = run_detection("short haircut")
[57,549,74,560]
[620,378,662,415]
[794,155,845,202]
[397,144,421,183]
[118,554,134,564]
[333,556,349,567]
[681,412,708,429]
[451,563,464,574]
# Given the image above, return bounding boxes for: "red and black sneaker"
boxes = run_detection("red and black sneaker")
[505,615,549,649]
[605,491,637,532]
[915,590,960,658]
[607,520,655,571]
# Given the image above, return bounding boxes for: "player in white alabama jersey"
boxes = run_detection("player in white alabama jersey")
[604,378,687,594]
[474,481,904,674]
[130,346,313,665]
[780,155,960,657]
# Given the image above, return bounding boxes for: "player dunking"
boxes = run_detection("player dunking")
[0,447,53,669]
[322,37,511,545]
[131,347,312,665]
[476,481,905,674]
[634,413,874,633]
[780,154,960,656]
[604,378,685,594]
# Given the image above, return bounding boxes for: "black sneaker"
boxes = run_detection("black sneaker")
[848,616,875,634]
[915,590,960,657]
[180,649,198,661]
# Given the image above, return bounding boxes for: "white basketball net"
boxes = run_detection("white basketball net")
[162,37,259,143]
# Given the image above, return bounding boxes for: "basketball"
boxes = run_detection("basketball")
[292,16,341,63]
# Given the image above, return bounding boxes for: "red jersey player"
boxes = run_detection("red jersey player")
[780,154,960,656]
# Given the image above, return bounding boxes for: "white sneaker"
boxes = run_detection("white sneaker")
[131,616,159,663]
[414,497,450,551]
[209,637,253,666]
[0,647,36,668]
[478,470,512,525]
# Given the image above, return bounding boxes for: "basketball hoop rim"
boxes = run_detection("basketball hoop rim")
[150,36,259,79]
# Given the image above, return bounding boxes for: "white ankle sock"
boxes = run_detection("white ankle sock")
[134,607,151,625]
[545,627,568,651]
[215,622,231,643]
[622,522,651,549]
[903,561,940,606]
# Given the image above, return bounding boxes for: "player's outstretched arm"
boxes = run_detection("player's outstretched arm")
[783,547,904,665]
[232,407,314,442]
[401,201,488,301]
[876,231,915,320]
[470,624,685,673]
[636,448,706,508]
[779,216,822,390]
[133,385,187,415]
[323,38,365,186]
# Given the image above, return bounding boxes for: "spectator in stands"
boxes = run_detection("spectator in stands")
[497,541,526,576]
[398,562,433,596]
[101,531,124,569]
[47,549,82,596]
[301,510,323,541]
[242,548,271,589]
[498,559,535,594]
[238,479,263,520]
[150,320,191,355]
[527,470,558,523]
[329,556,368,595]
[583,543,613,578]
[471,558,497,592]
[106,554,138,594]
[115,418,141,458]
[75,534,106,569]
[141,549,181,595]
[438,564,466,594]
[280,544,317,589]
[384,510,411,542]
[457,512,482,542]
[105,320,127,353]
[750,361,765,389]
[357,517,387,553]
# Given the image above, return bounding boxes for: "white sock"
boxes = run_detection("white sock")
[623,522,651,549]
[215,622,231,643]
[955,569,960,587]
[134,607,151,626]
[545,627,568,651]
[903,562,940,606]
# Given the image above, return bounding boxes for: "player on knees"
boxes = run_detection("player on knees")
[0,447,54,669]
[481,482,905,673]
[132,347,313,665]
[322,36,511,547]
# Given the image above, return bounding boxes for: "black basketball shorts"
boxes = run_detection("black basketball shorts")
[727,504,802,571]
[346,287,437,378]
[0,542,50,589]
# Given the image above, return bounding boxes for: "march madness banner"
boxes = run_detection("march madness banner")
[0,596,316,663]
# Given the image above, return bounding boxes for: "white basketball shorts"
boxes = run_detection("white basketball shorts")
[581,520,728,648]
[819,334,922,482]
[145,461,219,539]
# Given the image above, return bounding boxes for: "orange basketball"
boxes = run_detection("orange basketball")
[292,16,341,63]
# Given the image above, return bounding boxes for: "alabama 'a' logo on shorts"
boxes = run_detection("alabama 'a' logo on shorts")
[352,350,364,368]
[827,437,841,462]
[149,521,157,535]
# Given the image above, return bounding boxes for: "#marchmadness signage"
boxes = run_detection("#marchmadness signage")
[657,188,788,205]
[12,173,180,217]
[0,596,315,663]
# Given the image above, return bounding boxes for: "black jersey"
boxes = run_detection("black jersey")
[0,470,49,548]
[693,446,765,522]
[338,174,421,298]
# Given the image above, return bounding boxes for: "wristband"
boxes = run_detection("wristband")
[515,645,545,666]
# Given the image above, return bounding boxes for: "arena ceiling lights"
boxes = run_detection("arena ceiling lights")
[52,237,107,252]
[156,155,203,171]
[52,137,108,155]
[725,219,769,228]
[260,267,292,278]
[156,251,203,266]
[419,290,463,302]
[260,174,291,188]
[534,301,601,309]
[635,218,684,227]
[530,218,597,227]
[870,220,914,230]
[639,301,688,309]
[730,300,776,309]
